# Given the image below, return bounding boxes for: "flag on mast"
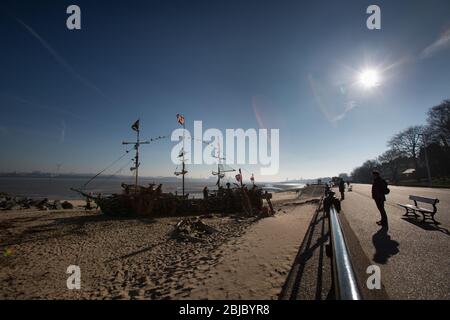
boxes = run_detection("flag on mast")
[176,113,185,125]
[131,119,140,131]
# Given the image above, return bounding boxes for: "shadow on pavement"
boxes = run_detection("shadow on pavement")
[279,204,333,300]
[372,227,400,264]
[401,217,450,236]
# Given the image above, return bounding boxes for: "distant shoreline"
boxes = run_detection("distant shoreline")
[0,176,310,200]
[0,177,212,200]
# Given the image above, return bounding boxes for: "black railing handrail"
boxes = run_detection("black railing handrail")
[324,191,362,300]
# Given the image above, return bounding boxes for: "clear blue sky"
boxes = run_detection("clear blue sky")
[1,0,449,182]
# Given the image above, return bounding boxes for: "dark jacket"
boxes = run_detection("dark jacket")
[372,177,387,201]
[339,181,345,192]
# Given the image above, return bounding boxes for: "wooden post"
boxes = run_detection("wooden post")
[239,168,243,188]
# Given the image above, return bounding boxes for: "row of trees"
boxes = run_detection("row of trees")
[349,100,450,185]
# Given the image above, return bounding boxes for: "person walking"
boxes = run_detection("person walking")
[372,170,390,228]
[338,179,345,200]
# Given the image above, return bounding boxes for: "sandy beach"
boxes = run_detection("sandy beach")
[0,191,321,300]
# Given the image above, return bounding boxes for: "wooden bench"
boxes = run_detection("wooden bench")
[398,195,439,224]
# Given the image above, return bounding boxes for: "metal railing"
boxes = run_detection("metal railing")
[324,191,362,300]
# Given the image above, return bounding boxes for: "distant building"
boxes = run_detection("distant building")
[402,168,416,177]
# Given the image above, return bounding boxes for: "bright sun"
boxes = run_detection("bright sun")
[359,69,380,89]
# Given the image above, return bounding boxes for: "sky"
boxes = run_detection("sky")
[1,0,450,182]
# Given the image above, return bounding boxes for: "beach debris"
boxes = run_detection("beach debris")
[36,198,50,210]
[53,200,63,210]
[61,201,74,209]
[2,199,18,210]
[0,195,75,211]
[3,247,15,257]
[170,218,218,242]
[259,206,274,218]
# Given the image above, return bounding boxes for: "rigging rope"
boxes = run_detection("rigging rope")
[79,147,134,190]
[85,158,135,191]
[78,134,168,190]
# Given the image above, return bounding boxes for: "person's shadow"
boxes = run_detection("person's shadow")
[372,227,400,264]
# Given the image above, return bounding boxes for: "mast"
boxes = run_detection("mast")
[212,140,234,187]
[216,141,223,188]
[182,154,186,196]
[122,120,149,192]
[217,162,222,188]
[135,128,140,187]
[175,114,187,197]
[239,168,243,188]
[182,118,186,196]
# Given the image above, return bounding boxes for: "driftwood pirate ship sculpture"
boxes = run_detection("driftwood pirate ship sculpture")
[71,117,272,217]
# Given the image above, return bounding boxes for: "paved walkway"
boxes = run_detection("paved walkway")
[338,184,450,299]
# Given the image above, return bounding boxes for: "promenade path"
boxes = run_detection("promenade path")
[338,184,450,299]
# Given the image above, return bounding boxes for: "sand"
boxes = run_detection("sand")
[0,191,320,300]
[188,203,318,299]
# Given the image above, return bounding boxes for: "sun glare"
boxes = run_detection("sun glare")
[359,69,380,89]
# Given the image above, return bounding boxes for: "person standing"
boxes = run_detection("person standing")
[203,186,209,200]
[372,170,389,228]
[85,192,92,211]
[96,193,102,210]
[338,179,346,200]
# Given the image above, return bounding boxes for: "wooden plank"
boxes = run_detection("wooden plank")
[408,195,438,204]
[416,207,434,213]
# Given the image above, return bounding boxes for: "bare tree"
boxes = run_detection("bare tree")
[378,148,402,162]
[338,173,350,180]
[351,159,379,183]
[378,148,402,183]
[426,100,450,148]
[387,125,424,170]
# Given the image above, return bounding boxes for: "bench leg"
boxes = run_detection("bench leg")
[419,212,439,225]
[421,213,427,223]
[431,214,439,225]
[403,208,419,218]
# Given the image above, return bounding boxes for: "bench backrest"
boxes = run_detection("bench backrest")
[409,195,439,205]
